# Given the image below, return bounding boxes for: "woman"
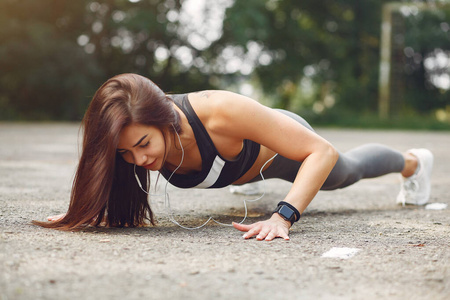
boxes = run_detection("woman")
[33,73,433,241]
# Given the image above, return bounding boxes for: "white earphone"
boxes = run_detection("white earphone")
[133,124,277,230]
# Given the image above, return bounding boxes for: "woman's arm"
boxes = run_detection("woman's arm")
[205,91,339,241]
[234,145,337,240]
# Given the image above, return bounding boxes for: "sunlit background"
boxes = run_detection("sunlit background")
[0,0,449,128]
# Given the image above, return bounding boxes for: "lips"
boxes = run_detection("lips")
[143,160,156,170]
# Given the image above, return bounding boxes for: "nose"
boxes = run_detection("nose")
[134,154,148,166]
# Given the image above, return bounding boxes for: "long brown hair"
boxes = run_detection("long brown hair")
[33,73,181,230]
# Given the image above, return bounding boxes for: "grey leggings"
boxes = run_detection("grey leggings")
[248,109,405,190]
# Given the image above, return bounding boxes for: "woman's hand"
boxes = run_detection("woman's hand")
[232,213,291,241]
[47,213,66,222]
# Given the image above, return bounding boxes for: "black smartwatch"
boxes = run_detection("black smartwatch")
[273,201,301,225]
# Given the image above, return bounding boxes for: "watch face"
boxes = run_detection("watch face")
[279,205,295,220]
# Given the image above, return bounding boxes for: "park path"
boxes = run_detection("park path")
[0,123,449,300]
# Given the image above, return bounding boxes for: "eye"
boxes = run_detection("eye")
[140,141,150,148]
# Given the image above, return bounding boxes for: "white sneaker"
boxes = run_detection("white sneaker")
[396,148,433,206]
[229,182,262,195]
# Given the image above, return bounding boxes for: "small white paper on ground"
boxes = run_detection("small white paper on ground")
[425,203,448,210]
[321,247,361,259]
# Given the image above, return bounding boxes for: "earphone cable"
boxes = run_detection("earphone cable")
[134,126,277,230]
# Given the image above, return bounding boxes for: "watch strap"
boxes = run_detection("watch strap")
[275,201,301,223]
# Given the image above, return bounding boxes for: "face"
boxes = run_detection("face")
[117,123,168,171]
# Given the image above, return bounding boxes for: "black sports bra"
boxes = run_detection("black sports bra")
[159,94,261,189]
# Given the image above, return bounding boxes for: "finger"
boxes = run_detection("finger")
[243,225,262,239]
[264,231,277,241]
[232,222,254,232]
[279,231,290,241]
[256,228,271,241]
[47,213,64,222]
[264,230,290,241]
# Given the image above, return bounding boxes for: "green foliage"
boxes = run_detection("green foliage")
[0,0,448,126]
[0,0,101,120]
[0,0,215,120]
[219,0,390,112]
[402,7,450,114]
[307,108,450,131]
[219,0,449,124]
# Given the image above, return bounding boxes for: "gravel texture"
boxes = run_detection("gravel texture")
[0,123,449,300]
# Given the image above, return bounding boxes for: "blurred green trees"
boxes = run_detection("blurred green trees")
[0,0,100,119]
[403,7,450,115]
[218,0,386,112]
[0,0,218,120]
[0,0,449,123]
[218,0,450,123]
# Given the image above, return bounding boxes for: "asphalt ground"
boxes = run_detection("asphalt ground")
[0,123,449,300]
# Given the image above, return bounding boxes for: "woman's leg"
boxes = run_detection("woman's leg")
[248,109,406,190]
[321,143,404,190]
[248,109,432,204]
[249,145,405,190]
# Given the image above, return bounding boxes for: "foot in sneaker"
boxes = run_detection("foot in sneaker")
[396,148,433,206]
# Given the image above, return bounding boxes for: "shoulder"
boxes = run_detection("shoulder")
[188,90,269,122]
[187,90,275,139]
[188,90,253,107]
